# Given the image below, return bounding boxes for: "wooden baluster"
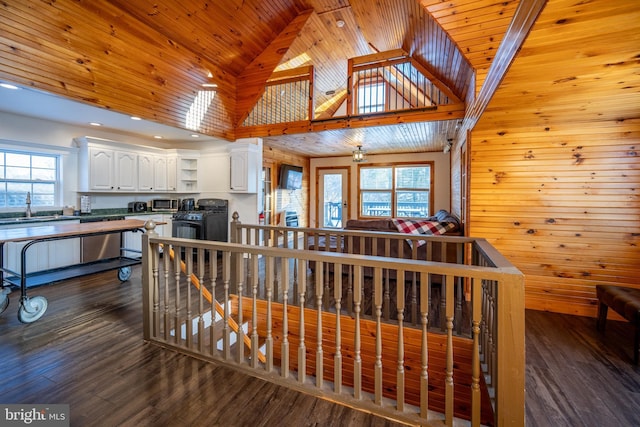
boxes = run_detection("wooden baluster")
[265,256,274,373]
[222,251,231,360]
[346,242,353,316]
[334,263,343,394]
[163,244,171,342]
[197,248,205,353]
[315,261,324,388]
[292,231,299,305]
[298,258,307,384]
[383,238,390,319]
[471,277,482,427]
[445,274,455,426]
[490,281,497,390]
[411,245,418,326]
[151,243,160,339]
[236,247,245,364]
[186,247,193,349]
[420,271,429,420]
[173,245,181,344]
[396,269,405,412]
[250,254,260,368]
[281,257,290,378]
[374,267,383,405]
[209,250,218,357]
[353,265,363,400]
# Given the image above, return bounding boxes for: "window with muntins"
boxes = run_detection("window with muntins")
[0,150,58,208]
[359,164,432,218]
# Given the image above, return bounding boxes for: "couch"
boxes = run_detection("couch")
[308,210,462,267]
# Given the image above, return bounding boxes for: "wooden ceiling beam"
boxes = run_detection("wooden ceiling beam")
[235,9,314,128]
[235,102,465,138]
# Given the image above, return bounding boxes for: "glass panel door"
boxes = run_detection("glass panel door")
[318,168,348,228]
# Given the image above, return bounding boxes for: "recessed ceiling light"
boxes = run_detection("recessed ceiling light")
[89,122,102,126]
[336,19,345,28]
[325,90,336,95]
[0,83,19,90]
[130,116,142,121]
[153,135,163,139]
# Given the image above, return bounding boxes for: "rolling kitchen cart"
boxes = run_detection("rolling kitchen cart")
[0,219,150,323]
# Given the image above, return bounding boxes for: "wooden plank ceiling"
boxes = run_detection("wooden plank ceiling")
[0,0,517,156]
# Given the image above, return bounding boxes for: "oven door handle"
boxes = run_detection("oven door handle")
[173,220,202,226]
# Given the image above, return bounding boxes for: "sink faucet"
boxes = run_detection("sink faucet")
[25,191,32,218]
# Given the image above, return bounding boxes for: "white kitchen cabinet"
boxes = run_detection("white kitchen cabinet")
[154,155,168,191]
[82,143,137,191]
[1,220,81,276]
[115,151,137,191]
[166,156,177,191]
[138,153,155,191]
[88,146,114,191]
[76,137,198,194]
[229,144,259,193]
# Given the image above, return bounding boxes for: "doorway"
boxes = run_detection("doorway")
[317,168,349,228]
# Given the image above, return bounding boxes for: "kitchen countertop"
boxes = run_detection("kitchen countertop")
[0,209,176,226]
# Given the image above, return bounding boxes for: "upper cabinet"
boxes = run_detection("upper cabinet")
[229,143,259,193]
[75,137,199,193]
[84,144,137,191]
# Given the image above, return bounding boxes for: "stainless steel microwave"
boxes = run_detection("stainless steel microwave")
[151,198,178,212]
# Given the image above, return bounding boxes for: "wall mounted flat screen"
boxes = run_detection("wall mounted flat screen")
[279,164,303,190]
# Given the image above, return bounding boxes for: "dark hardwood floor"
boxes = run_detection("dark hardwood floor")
[1,266,639,426]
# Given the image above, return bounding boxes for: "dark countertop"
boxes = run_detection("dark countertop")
[0,209,176,226]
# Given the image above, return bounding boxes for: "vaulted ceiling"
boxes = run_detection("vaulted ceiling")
[0,0,523,156]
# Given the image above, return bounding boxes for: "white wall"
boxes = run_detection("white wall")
[309,151,451,227]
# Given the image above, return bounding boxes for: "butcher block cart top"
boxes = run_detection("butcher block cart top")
[0,219,154,323]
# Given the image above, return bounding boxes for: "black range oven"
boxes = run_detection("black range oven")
[172,199,228,242]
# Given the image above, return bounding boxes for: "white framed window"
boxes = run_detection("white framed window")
[0,150,59,209]
[359,163,433,218]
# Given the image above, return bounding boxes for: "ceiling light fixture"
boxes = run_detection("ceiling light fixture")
[352,145,367,163]
[336,19,345,28]
[89,122,102,126]
[130,116,142,121]
[153,135,163,139]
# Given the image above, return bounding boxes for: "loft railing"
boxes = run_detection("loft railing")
[141,219,524,426]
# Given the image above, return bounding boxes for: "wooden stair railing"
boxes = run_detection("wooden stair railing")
[163,245,266,363]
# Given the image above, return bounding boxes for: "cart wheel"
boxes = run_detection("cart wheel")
[118,266,132,282]
[0,291,9,315]
[18,296,48,324]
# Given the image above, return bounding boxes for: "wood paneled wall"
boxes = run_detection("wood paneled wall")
[469,122,639,316]
[467,0,640,317]
[262,144,310,226]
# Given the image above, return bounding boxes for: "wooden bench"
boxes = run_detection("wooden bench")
[596,285,640,365]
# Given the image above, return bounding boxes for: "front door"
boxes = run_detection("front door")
[318,168,349,228]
